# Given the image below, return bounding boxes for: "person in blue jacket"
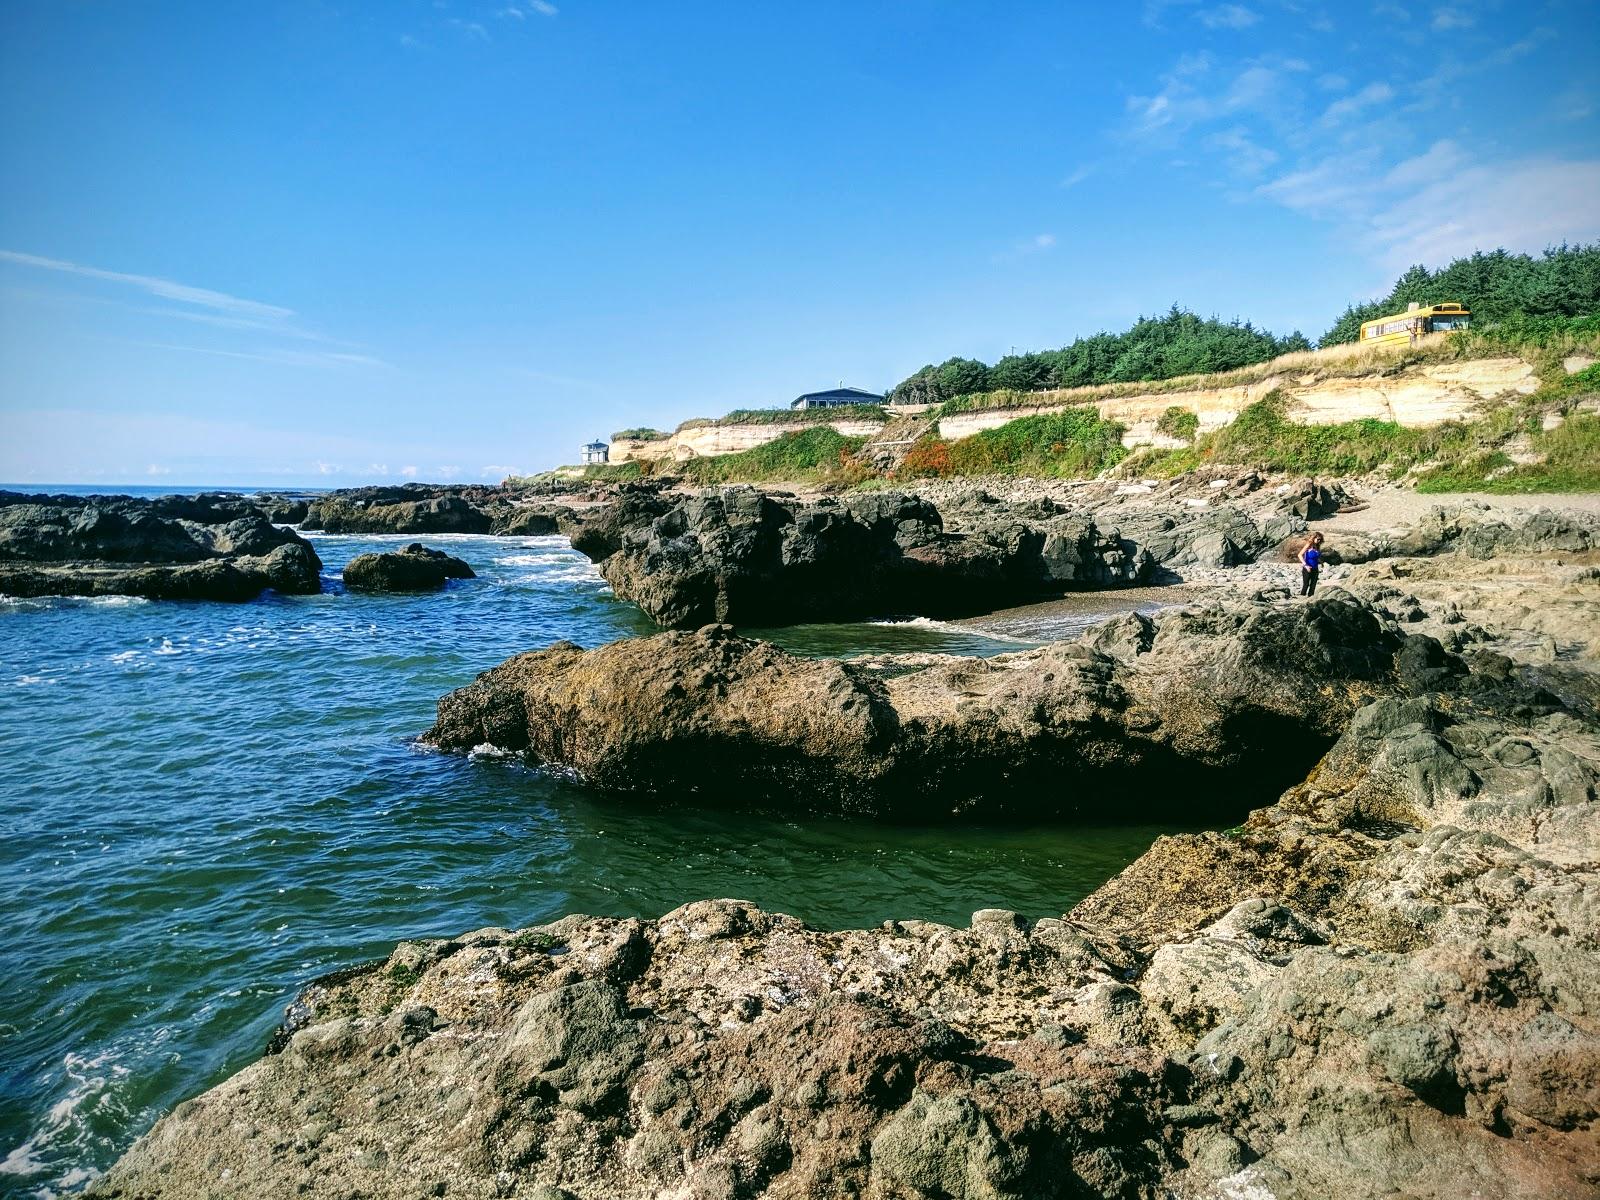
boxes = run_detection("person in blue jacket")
[1299,532,1325,597]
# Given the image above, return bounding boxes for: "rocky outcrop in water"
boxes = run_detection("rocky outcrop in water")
[305,492,495,535]
[562,486,1158,628]
[93,597,1600,1198]
[0,493,322,601]
[298,483,577,538]
[343,543,476,591]
[424,594,1459,818]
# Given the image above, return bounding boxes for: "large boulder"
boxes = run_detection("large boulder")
[342,543,475,592]
[564,485,1155,628]
[424,595,1442,818]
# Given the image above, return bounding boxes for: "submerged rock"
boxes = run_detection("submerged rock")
[0,493,322,601]
[342,542,475,592]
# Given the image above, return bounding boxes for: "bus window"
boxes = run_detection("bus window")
[1429,316,1469,332]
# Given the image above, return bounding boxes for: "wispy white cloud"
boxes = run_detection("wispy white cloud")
[1554,85,1595,122]
[1431,10,1474,31]
[1125,54,1294,140]
[529,0,559,15]
[146,464,172,476]
[1257,140,1600,270]
[1207,126,1278,175]
[1196,5,1258,30]
[135,342,389,370]
[1320,81,1394,126]
[447,18,490,41]
[0,250,292,320]
[992,233,1059,263]
[1060,164,1097,189]
[400,465,419,478]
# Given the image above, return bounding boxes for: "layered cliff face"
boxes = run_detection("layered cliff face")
[0,492,322,601]
[610,419,887,465]
[92,592,1600,1200]
[938,356,1541,446]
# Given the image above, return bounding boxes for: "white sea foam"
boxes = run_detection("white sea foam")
[108,650,140,664]
[13,674,56,686]
[867,617,1035,644]
[0,1049,130,1191]
[153,638,181,656]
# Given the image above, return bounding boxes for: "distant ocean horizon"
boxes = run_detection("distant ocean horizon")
[1,482,334,498]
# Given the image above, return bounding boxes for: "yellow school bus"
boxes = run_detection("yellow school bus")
[1359,302,1471,346]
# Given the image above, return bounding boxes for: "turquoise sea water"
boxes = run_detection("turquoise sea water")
[0,522,1192,1195]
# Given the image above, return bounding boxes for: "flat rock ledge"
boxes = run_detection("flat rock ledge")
[343,543,476,592]
[423,593,1461,819]
[94,593,1600,1198]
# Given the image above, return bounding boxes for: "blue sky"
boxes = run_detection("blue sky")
[2,1,1597,486]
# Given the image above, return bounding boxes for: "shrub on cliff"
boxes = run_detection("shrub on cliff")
[898,409,1127,479]
[679,426,870,484]
[1156,406,1200,442]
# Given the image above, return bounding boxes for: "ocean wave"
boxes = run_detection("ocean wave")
[867,616,1036,644]
[0,594,150,612]
[0,1048,135,1193]
[492,553,586,568]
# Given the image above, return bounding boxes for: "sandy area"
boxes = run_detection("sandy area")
[1319,489,1600,535]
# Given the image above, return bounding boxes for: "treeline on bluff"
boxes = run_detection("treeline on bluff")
[888,307,1311,406]
[1322,244,1600,345]
[888,244,1600,408]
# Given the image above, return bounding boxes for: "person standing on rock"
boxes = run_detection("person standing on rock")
[1299,532,1324,597]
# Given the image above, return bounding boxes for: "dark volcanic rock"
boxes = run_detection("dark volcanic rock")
[342,543,476,592]
[0,494,321,601]
[304,494,493,535]
[425,595,1441,818]
[565,485,1156,628]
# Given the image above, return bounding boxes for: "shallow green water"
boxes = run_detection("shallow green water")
[0,529,1192,1193]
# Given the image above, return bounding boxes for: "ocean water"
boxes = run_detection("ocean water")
[0,529,1192,1196]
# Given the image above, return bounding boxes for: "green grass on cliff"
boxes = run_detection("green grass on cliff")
[898,408,1128,479]
[675,426,871,484]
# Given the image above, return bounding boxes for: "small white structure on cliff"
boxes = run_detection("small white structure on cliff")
[581,440,609,465]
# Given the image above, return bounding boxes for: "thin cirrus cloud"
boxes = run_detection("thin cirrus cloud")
[134,343,390,370]
[2,248,385,368]
[0,249,292,320]
[1197,5,1258,31]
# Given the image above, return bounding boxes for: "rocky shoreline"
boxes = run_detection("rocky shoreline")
[91,565,1600,1197]
[10,478,1598,1197]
